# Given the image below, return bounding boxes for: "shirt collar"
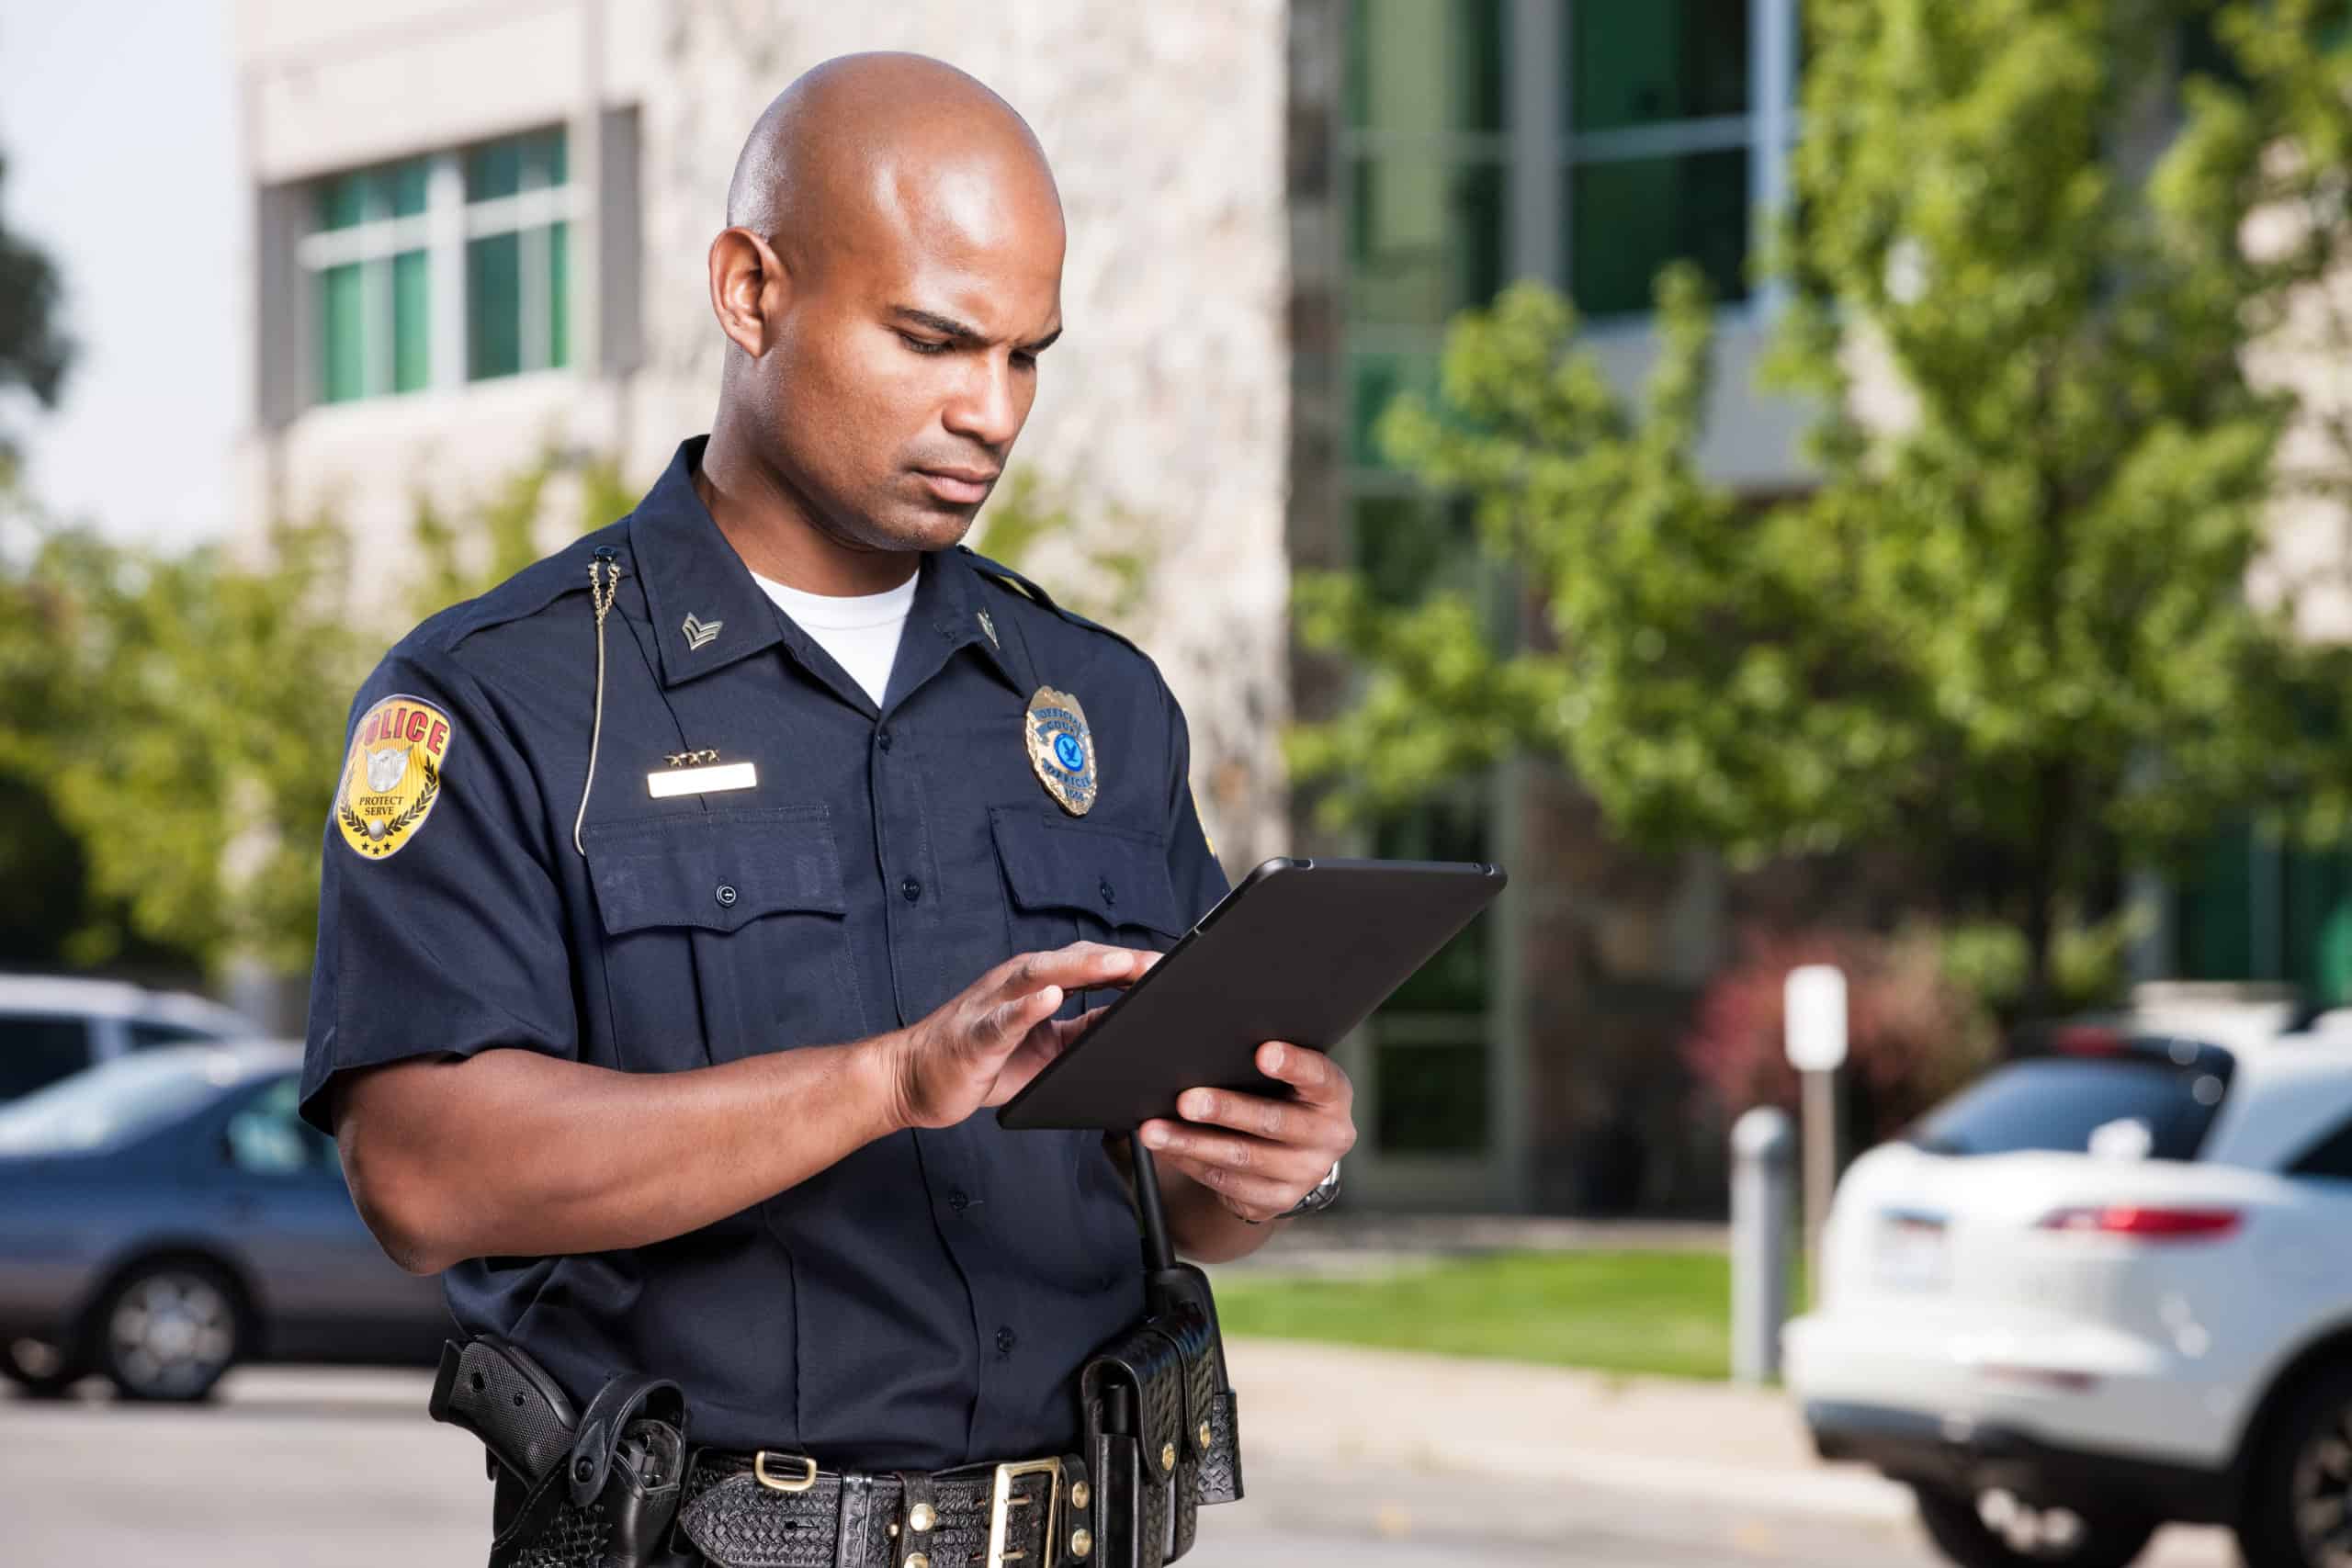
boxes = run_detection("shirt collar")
[628,436,1029,701]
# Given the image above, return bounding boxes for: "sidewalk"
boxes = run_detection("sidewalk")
[1227,1336,1912,1523]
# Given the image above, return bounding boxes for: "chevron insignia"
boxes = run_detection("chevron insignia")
[681,613,723,651]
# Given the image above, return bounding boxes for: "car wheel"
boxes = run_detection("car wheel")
[1913,1484,2157,1568]
[95,1259,246,1402]
[1,1336,86,1398]
[2239,1362,2352,1568]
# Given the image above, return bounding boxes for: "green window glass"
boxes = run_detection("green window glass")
[1571,0,1751,130]
[1374,1040,1491,1155]
[1568,148,1752,316]
[465,140,522,203]
[468,232,522,381]
[548,220,571,369]
[320,263,365,403]
[1347,0,1507,134]
[392,249,430,392]
[1349,157,1508,330]
[316,175,368,233]
[1347,349,1440,470]
[387,160,429,218]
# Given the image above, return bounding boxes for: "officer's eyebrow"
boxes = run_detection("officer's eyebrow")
[888,306,1061,355]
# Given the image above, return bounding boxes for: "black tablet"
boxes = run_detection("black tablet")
[995,857,1507,1131]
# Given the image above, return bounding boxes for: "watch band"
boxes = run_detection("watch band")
[1250,1158,1342,1224]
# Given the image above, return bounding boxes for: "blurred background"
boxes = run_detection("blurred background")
[11,2,2352,1565]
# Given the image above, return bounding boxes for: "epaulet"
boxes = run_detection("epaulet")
[958,546,1148,660]
[430,527,631,652]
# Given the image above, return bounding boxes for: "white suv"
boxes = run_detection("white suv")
[1787,1021,2352,1568]
[0,976,252,1103]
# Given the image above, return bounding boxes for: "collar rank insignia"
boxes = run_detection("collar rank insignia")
[336,694,453,860]
[978,607,1000,649]
[681,613,723,651]
[1025,685,1098,817]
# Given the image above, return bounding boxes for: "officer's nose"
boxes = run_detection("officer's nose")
[941,353,1024,452]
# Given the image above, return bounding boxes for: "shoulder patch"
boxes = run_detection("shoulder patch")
[336,694,454,860]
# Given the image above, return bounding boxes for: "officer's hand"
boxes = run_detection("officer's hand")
[884,942,1158,1131]
[1136,1042,1358,1223]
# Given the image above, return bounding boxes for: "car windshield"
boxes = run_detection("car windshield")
[1905,1050,2233,1162]
[0,1051,246,1156]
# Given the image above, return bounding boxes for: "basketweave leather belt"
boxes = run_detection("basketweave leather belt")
[676,1449,1098,1568]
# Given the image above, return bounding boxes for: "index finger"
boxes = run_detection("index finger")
[1255,1041,1344,1105]
[995,942,1153,998]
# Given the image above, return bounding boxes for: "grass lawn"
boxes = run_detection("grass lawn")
[1212,1249,1783,1381]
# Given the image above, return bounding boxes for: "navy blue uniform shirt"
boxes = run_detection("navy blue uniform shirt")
[300,435,1229,1468]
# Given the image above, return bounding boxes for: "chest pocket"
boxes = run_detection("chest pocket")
[989,808,1187,1013]
[583,806,867,1066]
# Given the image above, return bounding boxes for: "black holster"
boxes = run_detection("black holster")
[1080,1141,1246,1568]
[430,1336,693,1568]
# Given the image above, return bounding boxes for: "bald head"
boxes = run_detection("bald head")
[725,52,1062,278]
[698,53,1069,581]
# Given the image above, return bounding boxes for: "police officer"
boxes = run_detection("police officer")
[300,51,1354,1568]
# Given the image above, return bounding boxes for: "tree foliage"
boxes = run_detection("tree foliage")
[1294,0,2352,1002]
[0,451,631,977]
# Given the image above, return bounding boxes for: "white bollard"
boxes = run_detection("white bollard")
[1731,1106,1796,1385]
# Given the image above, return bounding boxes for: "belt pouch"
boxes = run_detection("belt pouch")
[1080,1311,1206,1568]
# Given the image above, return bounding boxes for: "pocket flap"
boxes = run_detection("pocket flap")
[583,807,846,936]
[989,808,1186,938]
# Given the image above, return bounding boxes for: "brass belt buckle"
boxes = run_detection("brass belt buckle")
[753,1450,819,1493]
[986,1456,1061,1568]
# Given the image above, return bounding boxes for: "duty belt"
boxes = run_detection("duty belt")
[677,1449,1096,1568]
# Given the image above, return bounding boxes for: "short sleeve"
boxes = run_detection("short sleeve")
[300,648,578,1133]
[1156,671,1231,926]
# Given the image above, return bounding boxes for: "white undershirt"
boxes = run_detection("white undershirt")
[751,569,919,707]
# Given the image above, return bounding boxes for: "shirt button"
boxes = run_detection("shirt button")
[876,729,893,751]
[901,877,922,903]
[995,1326,1017,1355]
[715,884,739,908]
[1099,877,1116,906]
[947,1187,970,1213]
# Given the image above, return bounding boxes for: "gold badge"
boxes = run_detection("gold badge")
[1025,686,1098,816]
[335,694,453,860]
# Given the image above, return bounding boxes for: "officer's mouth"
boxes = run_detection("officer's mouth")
[912,466,1000,506]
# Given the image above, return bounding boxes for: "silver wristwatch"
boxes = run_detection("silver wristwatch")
[1254,1158,1342,1224]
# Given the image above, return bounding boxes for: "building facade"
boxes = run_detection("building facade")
[233,1,2352,1213]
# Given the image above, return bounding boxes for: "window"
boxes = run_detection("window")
[299,128,573,407]
[128,1021,221,1052]
[0,1014,93,1101]
[2289,1112,2352,1180]
[1565,0,1792,317]
[1905,1053,2233,1163]
[223,1076,339,1177]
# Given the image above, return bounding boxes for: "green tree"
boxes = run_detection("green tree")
[1294,0,2352,1011]
[0,449,637,978]
[0,151,73,463]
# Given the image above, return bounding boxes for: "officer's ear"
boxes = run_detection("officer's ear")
[707,226,788,358]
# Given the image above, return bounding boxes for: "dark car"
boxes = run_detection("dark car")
[0,1041,449,1400]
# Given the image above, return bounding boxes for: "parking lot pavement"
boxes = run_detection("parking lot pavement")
[0,1368,2243,1567]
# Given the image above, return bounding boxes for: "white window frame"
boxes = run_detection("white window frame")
[293,130,581,407]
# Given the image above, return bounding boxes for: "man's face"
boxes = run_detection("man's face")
[756,164,1064,555]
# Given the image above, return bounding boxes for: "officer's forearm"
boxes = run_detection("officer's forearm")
[1159,1163,1289,1265]
[336,1038,906,1274]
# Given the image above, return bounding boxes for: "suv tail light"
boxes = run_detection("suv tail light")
[2036,1205,2242,1240]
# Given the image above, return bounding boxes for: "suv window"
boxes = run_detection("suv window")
[1907,1049,2233,1162]
[224,1076,340,1176]
[2289,1114,2352,1180]
[0,1014,95,1101]
[128,1021,220,1051]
